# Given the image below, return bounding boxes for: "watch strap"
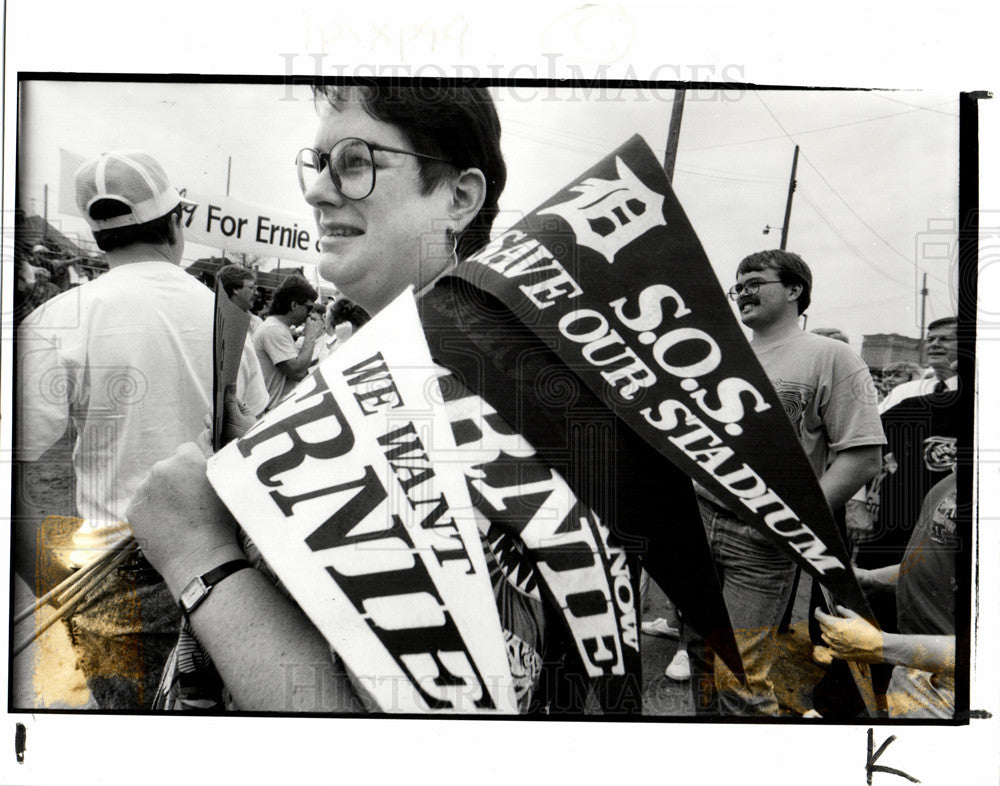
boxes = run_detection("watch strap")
[181,559,252,614]
[200,559,252,589]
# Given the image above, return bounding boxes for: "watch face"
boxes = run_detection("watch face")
[179,577,207,611]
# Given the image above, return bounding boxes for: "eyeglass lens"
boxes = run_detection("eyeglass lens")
[296,139,376,200]
[728,281,759,300]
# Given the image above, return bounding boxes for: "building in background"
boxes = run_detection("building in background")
[862,333,924,369]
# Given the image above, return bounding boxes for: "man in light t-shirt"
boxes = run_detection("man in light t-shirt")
[17,150,268,708]
[253,275,324,411]
[693,249,885,716]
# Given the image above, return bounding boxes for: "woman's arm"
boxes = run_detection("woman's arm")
[126,442,363,712]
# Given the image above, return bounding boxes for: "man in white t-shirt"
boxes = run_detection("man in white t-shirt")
[252,275,324,411]
[17,150,268,707]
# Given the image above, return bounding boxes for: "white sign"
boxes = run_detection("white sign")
[207,290,516,714]
[179,190,317,264]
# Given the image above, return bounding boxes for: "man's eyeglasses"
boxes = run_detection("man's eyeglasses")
[726,279,785,301]
[295,137,453,201]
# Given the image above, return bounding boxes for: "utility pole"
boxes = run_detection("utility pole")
[779,145,799,251]
[919,271,929,362]
[43,184,49,238]
[663,90,685,183]
[220,156,232,264]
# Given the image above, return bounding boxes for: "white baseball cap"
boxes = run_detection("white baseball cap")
[74,150,197,231]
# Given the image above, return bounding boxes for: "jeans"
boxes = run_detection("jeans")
[695,496,797,716]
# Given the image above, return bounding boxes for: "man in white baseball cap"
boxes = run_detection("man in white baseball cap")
[17,150,267,708]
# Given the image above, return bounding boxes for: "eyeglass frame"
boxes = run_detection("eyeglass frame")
[295,137,455,201]
[726,279,787,301]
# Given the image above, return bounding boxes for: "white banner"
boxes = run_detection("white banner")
[57,148,317,264]
[206,290,516,714]
[178,190,318,264]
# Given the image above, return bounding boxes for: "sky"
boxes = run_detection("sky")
[18,81,959,347]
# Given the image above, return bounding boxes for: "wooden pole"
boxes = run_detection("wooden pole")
[220,156,233,262]
[663,90,685,183]
[780,145,799,250]
[919,272,929,363]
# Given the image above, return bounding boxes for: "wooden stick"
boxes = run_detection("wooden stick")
[54,539,138,605]
[12,535,136,625]
[13,545,136,658]
[54,540,139,611]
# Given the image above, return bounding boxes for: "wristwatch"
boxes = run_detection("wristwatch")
[178,559,251,614]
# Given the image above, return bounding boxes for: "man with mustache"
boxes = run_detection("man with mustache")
[693,249,885,716]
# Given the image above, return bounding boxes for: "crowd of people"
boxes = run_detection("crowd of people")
[15,86,963,719]
[14,240,105,321]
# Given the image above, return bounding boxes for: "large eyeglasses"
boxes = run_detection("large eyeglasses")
[726,279,785,301]
[295,137,453,201]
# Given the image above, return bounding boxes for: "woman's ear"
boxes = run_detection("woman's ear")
[447,168,487,234]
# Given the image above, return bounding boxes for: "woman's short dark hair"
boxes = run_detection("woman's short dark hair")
[269,275,318,316]
[736,249,813,315]
[331,297,371,329]
[314,84,507,261]
[90,201,183,252]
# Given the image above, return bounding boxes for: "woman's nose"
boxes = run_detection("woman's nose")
[304,168,344,207]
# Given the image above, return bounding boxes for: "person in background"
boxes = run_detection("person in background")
[817,470,957,718]
[639,569,687,681]
[810,327,849,344]
[879,317,958,412]
[855,315,960,674]
[692,249,884,716]
[879,361,923,401]
[17,150,268,708]
[251,274,323,411]
[216,265,263,335]
[315,296,372,363]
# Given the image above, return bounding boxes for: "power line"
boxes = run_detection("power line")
[870,93,960,117]
[753,92,952,291]
[797,190,915,289]
[796,152,952,290]
[674,165,785,187]
[800,187,955,323]
[685,100,956,153]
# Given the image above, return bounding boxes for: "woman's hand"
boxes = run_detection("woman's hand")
[125,442,244,597]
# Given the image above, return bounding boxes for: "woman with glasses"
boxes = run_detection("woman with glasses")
[295,85,505,315]
[126,85,647,715]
